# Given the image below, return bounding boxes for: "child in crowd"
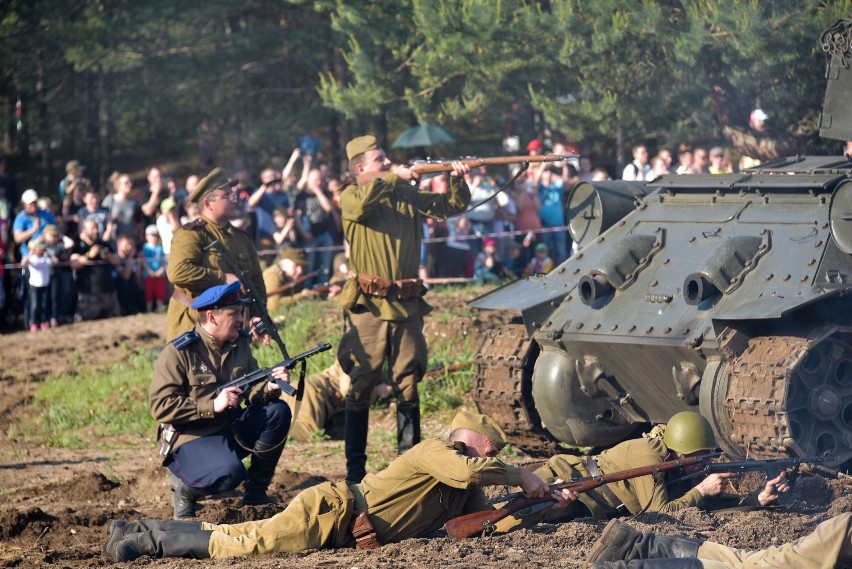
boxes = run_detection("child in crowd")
[114,234,145,315]
[474,238,511,283]
[272,207,297,248]
[41,224,75,326]
[22,238,53,331]
[141,225,167,312]
[527,242,554,276]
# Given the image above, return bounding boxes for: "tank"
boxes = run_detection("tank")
[469,36,852,465]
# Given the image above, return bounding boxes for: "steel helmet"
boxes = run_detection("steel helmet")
[663,411,716,454]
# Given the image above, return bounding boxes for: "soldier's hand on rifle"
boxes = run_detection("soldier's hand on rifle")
[695,472,735,497]
[518,469,550,499]
[549,479,579,511]
[758,471,790,506]
[249,316,271,347]
[266,366,290,393]
[214,386,243,414]
[391,164,419,182]
[448,161,471,178]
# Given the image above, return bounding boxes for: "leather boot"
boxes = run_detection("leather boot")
[344,407,370,483]
[592,560,703,568]
[169,473,207,520]
[243,440,285,505]
[396,402,421,455]
[588,519,702,563]
[107,529,212,562]
[105,519,202,559]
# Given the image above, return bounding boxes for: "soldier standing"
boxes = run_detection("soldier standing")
[166,167,268,342]
[336,135,471,482]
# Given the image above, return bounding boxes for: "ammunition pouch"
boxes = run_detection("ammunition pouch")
[357,274,423,301]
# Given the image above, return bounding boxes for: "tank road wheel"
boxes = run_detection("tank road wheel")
[724,330,852,465]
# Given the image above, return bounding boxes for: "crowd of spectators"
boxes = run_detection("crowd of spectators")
[2,111,851,332]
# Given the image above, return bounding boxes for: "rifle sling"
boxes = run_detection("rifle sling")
[586,456,626,514]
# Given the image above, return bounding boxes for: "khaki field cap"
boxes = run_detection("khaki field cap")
[663,411,716,455]
[280,246,308,267]
[189,167,238,203]
[346,135,379,161]
[451,411,509,449]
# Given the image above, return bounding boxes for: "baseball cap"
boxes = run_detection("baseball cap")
[21,189,38,204]
[750,109,768,122]
[526,139,543,152]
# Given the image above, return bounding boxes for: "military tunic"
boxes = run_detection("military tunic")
[337,174,470,407]
[149,325,278,452]
[166,216,266,341]
[261,264,303,313]
[694,512,852,569]
[203,438,521,558]
[533,436,704,520]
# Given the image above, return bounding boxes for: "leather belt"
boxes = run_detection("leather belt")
[587,456,625,512]
[349,483,381,549]
[357,274,423,301]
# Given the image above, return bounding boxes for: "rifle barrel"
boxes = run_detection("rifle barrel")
[411,154,572,174]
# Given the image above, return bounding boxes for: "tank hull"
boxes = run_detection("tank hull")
[470,156,852,464]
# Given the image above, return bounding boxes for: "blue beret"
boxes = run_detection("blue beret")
[191,281,250,311]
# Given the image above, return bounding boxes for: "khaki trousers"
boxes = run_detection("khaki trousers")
[697,512,852,569]
[338,309,427,410]
[203,481,355,558]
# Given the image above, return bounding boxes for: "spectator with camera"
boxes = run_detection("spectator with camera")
[70,218,121,321]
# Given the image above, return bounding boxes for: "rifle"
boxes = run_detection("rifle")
[444,452,721,539]
[411,154,574,175]
[215,342,332,398]
[667,454,835,486]
[423,361,474,381]
[267,271,319,298]
[355,154,574,186]
[204,239,290,360]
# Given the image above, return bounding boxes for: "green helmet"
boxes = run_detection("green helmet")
[663,412,716,454]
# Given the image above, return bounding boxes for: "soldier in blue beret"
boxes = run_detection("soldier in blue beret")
[149,281,292,519]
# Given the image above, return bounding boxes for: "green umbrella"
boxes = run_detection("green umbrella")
[391,123,456,149]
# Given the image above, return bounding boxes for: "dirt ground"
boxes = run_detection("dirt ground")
[0,294,850,568]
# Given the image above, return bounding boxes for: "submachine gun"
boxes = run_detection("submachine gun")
[668,454,835,486]
[214,342,332,398]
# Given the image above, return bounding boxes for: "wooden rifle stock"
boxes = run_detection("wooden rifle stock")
[444,452,720,539]
[411,154,572,174]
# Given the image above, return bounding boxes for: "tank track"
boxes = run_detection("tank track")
[473,324,557,456]
[726,335,807,459]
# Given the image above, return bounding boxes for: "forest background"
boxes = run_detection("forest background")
[1,0,849,196]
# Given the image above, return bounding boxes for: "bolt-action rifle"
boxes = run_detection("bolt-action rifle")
[356,153,575,187]
[214,342,332,398]
[445,452,721,539]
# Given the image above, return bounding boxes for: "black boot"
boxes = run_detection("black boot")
[105,519,202,560]
[588,519,702,563]
[243,440,285,505]
[344,407,370,483]
[592,560,703,568]
[396,402,421,455]
[107,529,212,562]
[169,473,208,519]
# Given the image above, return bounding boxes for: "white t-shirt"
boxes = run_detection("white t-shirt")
[27,254,52,287]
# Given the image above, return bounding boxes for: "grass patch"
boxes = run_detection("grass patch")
[21,286,496,450]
